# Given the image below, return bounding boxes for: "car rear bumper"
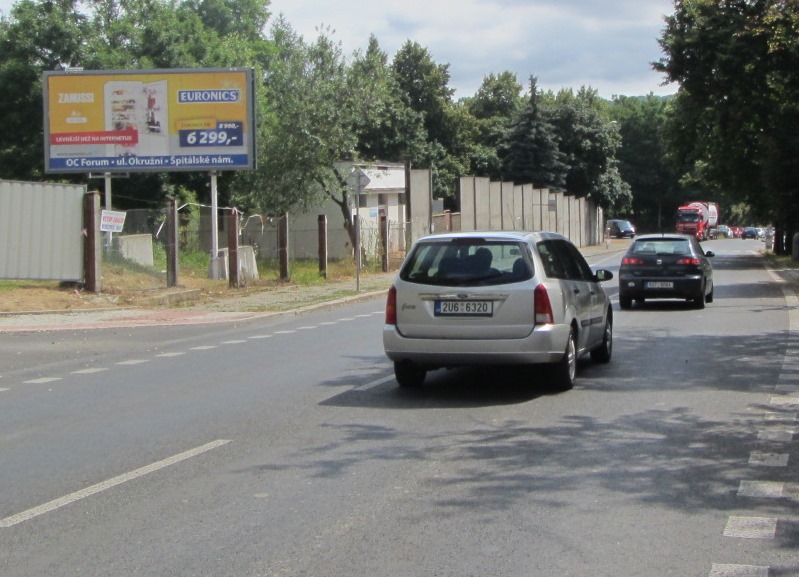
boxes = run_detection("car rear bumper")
[383,323,570,368]
[619,275,704,299]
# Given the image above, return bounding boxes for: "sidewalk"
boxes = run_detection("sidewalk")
[0,239,630,333]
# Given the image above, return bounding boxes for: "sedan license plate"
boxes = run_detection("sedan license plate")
[646,281,674,289]
[435,300,493,317]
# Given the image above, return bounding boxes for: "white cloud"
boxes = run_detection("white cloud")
[0,0,677,98]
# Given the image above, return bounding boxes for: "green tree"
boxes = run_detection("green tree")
[610,94,681,231]
[500,77,567,190]
[546,87,629,209]
[463,71,523,179]
[655,0,799,249]
[0,0,88,179]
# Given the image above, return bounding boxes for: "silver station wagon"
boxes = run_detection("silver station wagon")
[383,231,615,389]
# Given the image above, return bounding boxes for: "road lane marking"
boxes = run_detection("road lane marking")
[117,359,149,365]
[24,377,61,384]
[156,352,185,357]
[354,375,395,391]
[190,345,218,350]
[274,330,295,335]
[749,451,789,467]
[71,368,108,374]
[708,564,768,577]
[738,480,784,498]
[248,335,272,339]
[723,516,777,539]
[221,340,246,344]
[0,439,231,528]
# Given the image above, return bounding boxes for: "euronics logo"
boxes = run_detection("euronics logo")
[177,90,240,103]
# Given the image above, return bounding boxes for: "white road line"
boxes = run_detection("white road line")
[0,439,230,528]
[738,480,785,498]
[24,377,61,384]
[221,340,246,344]
[708,564,769,577]
[117,359,149,365]
[0,388,8,393]
[298,326,316,330]
[318,322,337,326]
[749,451,789,467]
[190,345,218,350]
[247,335,272,339]
[274,330,295,335]
[354,375,395,391]
[723,516,777,539]
[71,368,108,374]
[156,352,185,357]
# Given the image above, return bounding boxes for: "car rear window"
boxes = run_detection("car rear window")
[631,239,691,255]
[399,239,533,286]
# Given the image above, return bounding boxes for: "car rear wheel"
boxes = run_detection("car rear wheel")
[591,313,612,363]
[692,286,706,309]
[706,282,714,303]
[394,361,426,388]
[553,328,577,390]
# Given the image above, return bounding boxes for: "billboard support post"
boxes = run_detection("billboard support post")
[104,172,112,249]
[209,171,223,279]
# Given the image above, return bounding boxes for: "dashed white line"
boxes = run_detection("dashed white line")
[0,439,230,528]
[749,451,789,467]
[156,352,185,357]
[274,330,295,335]
[71,368,108,374]
[221,340,246,344]
[723,516,777,539]
[298,326,316,330]
[24,377,61,384]
[117,359,149,365]
[318,322,337,326]
[709,564,769,577]
[757,428,795,442]
[190,345,218,350]
[738,480,784,498]
[247,335,272,339]
[354,375,395,391]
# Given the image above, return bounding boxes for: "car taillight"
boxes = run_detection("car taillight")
[676,257,701,265]
[534,284,554,325]
[385,285,397,325]
[621,256,644,265]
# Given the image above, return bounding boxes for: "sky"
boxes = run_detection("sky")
[0,0,678,100]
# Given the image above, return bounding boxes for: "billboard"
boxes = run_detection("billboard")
[43,68,256,173]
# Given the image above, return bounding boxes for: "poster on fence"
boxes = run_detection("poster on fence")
[43,68,256,174]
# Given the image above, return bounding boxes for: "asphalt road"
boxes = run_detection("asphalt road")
[1,238,797,577]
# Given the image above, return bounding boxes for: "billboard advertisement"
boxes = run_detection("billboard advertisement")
[43,68,255,173]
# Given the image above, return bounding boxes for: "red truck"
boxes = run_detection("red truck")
[675,201,719,240]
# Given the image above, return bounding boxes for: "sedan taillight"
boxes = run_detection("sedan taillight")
[675,257,701,265]
[621,256,644,265]
[534,284,554,325]
[385,285,397,325]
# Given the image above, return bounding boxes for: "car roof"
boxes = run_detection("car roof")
[632,233,694,241]
[415,230,568,243]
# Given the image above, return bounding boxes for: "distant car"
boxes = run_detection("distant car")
[606,219,636,239]
[618,233,715,309]
[742,227,759,239]
[716,225,731,238]
[383,231,615,390]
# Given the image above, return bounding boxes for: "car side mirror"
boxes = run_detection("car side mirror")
[594,269,614,282]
